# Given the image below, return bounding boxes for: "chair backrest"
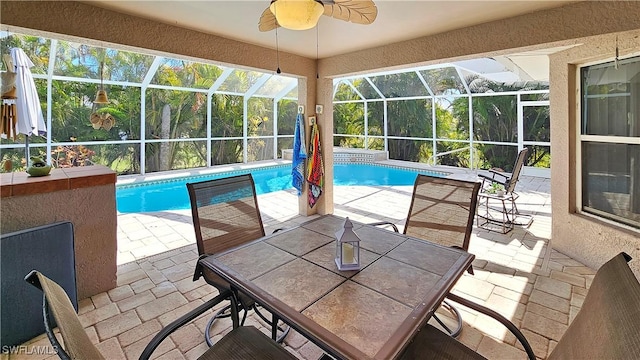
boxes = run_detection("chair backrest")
[404,175,481,251]
[505,147,528,194]
[25,271,104,360]
[187,174,266,256]
[548,252,640,360]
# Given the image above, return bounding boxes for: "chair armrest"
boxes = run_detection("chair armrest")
[368,221,399,233]
[488,169,510,178]
[478,172,508,186]
[139,290,231,360]
[24,271,71,360]
[193,253,211,282]
[446,293,535,360]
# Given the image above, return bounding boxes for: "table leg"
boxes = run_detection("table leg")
[271,313,280,341]
[230,288,240,329]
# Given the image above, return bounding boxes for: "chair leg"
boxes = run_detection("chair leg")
[432,300,463,338]
[253,304,291,343]
[509,193,533,227]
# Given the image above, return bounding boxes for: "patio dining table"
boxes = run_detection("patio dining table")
[199,215,474,360]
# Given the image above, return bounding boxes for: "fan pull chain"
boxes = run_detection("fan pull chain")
[275,7,281,74]
[316,25,319,79]
[614,35,619,70]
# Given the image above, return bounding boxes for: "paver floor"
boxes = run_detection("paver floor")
[8,173,595,360]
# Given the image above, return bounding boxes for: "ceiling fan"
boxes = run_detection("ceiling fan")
[259,0,378,32]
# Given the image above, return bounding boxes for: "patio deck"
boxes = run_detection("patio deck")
[10,174,594,360]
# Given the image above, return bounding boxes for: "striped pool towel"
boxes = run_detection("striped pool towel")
[307,122,324,208]
[292,113,307,195]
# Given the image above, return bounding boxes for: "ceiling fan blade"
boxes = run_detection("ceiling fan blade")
[258,6,280,32]
[323,0,377,25]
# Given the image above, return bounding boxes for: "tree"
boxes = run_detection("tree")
[1,32,298,174]
[452,76,550,170]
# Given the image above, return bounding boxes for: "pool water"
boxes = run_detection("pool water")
[116,164,444,213]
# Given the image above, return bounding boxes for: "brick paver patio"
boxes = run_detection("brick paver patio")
[8,171,595,360]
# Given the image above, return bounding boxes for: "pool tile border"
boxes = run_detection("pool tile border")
[117,164,291,190]
[116,163,451,191]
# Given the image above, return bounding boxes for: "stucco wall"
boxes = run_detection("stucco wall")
[319,1,640,77]
[1,184,117,299]
[550,30,640,277]
[0,1,316,78]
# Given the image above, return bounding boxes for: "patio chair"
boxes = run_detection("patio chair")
[477,147,532,227]
[400,252,640,360]
[371,174,481,337]
[187,174,289,345]
[24,271,296,360]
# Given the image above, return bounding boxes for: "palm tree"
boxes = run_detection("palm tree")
[452,76,549,170]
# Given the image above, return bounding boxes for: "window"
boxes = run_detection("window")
[580,56,640,229]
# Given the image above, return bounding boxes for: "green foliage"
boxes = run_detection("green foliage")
[451,76,550,170]
[1,35,50,73]
[277,99,297,135]
[334,73,550,170]
[2,33,298,174]
[51,144,95,167]
[334,82,361,101]
[486,182,505,194]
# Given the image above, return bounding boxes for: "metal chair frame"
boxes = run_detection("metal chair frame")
[477,147,532,229]
[187,174,289,345]
[24,271,296,360]
[371,174,481,338]
[400,252,640,360]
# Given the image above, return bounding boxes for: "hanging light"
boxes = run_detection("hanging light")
[94,61,109,104]
[270,0,324,31]
[89,61,114,130]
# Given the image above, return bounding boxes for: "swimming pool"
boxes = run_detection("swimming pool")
[116,163,447,213]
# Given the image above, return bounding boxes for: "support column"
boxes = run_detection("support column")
[316,76,334,215]
[296,75,334,215]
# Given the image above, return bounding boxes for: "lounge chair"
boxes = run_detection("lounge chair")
[478,147,530,217]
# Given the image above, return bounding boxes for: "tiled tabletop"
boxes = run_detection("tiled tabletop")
[200,215,474,360]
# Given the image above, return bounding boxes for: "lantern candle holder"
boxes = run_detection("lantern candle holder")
[335,217,361,271]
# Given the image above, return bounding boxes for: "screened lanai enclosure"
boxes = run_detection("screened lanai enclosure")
[332,61,551,173]
[1,32,300,174]
[1,32,550,175]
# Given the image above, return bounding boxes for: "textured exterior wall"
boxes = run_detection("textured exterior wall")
[550,30,640,277]
[1,184,118,298]
[320,1,640,77]
[316,77,335,215]
[0,1,315,78]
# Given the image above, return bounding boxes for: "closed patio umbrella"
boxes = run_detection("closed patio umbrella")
[4,47,47,165]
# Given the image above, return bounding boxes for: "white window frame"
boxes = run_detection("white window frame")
[577,54,640,231]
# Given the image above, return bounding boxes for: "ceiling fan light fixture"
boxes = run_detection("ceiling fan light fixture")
[270,0,324,31]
